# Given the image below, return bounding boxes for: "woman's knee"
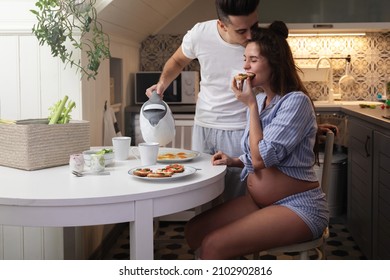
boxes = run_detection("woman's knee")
[199,231,227,260]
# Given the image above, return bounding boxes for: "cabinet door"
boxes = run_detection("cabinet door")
[347,118,373,258]
[258,0,390,24]
[373,131,390,259]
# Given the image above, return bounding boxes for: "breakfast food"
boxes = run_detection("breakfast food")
[147,172,173,178]
[234,73,255,81]
[133,168,152,177]
[154,167,175,177]
[132,164,186,178]
[157,151,196,161]
[166,164,185,173]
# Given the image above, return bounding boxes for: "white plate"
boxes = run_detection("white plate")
[157,148,200,163]
[128,165,197,181]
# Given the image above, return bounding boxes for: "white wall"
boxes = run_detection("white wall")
[0,1,83,122]
[0,0,140,259]
[0,0,80,260]
[103,35,140,137]
[80,31,140,147]
[0,1,140,146]
[79,35,140,258]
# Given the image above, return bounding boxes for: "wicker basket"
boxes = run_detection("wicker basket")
[0,120,90,170]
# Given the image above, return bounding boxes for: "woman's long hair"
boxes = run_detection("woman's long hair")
[250,21,320,165]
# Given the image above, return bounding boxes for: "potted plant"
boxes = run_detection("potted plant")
[30,0,110,80]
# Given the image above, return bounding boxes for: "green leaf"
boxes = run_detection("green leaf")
[30,0,110,80]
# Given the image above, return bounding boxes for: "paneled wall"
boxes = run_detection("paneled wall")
[0,35,83,120]
[0,1,82,122]
[0,1,139,260]
[0,227,65,260]
[0,0,82,260]
[140,32,390,101]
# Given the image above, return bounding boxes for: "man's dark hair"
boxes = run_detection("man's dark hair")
[215,0,260,24]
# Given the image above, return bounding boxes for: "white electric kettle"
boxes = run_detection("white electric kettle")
[139,91,175,146]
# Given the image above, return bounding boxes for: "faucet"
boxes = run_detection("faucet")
[316,57,335,103]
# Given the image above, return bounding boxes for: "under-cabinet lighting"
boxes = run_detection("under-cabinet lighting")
[289,32,366,37]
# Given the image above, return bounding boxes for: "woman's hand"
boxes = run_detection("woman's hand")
[212,151,232,166]
[318,123,338,136]
[231,77,257,107]
[211,151,244,168]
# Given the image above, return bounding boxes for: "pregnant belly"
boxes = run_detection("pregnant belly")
[247,167,319,208]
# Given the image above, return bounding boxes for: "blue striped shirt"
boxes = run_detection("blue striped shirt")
[239,91,318,182]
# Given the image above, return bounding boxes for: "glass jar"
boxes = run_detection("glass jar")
[90,154,105,173]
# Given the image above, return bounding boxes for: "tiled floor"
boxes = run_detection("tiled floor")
[103,216,366,260]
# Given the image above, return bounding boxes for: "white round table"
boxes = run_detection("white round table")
[0,153,226,259]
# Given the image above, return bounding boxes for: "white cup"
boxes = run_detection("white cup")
[112,136,131,161]
[69,154,84,172]
[131,142,160,166]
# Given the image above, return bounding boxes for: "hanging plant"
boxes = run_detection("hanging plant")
[30,0,110,80]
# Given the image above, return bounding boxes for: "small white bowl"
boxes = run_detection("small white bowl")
[83,150,114,167]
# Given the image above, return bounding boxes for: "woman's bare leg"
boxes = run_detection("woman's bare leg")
[199,205,313,259]
[185,194,259,250]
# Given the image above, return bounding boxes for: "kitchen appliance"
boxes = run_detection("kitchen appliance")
[339,55,355,99]
[139,91,175,146]
[135,71,199,105]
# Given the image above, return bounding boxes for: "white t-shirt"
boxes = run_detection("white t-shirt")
[182,20,247,130]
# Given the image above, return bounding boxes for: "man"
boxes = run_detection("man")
[146,0,260,201]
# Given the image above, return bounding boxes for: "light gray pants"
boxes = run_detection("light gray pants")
[192,124,247,201]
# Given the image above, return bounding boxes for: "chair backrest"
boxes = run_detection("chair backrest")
[320,131,334,196]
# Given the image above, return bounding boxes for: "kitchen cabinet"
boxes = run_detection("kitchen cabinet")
[347,118,373,258]
[372,131,390,259]
[347,116,390,259]
[258,0,390,32]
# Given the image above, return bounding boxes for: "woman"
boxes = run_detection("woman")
[184,21,329,260]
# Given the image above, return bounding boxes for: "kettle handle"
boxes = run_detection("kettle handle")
[150,91,161,102]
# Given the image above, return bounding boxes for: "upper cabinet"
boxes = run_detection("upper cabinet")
[258,0,390,32]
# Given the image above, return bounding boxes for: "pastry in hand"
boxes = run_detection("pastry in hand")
[234,72,256,81]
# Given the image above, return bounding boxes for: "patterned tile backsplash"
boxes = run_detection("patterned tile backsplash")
[140,32,390,101]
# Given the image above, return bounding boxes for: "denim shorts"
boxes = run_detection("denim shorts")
[273,187,329,239]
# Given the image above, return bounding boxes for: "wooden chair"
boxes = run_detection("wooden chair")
[254,131,335,260]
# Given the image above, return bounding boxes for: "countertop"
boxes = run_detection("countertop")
[314,101,390,130]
